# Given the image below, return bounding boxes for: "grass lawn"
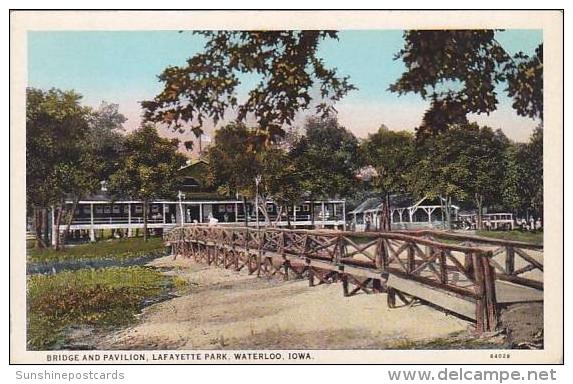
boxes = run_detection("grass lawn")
[27,266,173,350]
[475,230,543,245]
[27,236,167,263]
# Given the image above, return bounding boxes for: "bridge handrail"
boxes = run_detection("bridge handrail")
[393,229,543,291]
[166,225,495,255]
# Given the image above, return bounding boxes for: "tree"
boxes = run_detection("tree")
[526,126,543,218]
[360,126,415,231]
[406,123,508,229]
[259,147,304,228]
[61,102,127,241]
[108,124,186,241]
[502,126,543,221]
[291,117,362,225]
[506,44,544,120]
[85,102,127,180]
[390,30,543,137]
[501,143,526,216]
[205,122,263,225]
[206,122,305,227]
[26,88,91,248]
[142,31,356,141]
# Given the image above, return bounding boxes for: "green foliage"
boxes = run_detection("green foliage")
[292,117,363,199]
[206,122,263,199]
[27,266,168,350]
[506,44,544,120]
[390,30,543,136]
[108,124,187,201]
[84,102,127,182]
[26,88,91,208]
[206,117,360,221]
[360,126,415,194]
[501,126,543,216]
[407,123,509,208]
[260,147,304,210]
[27,91,126,206]
[27,237,166,263]
[142,31,356,138]
[206,122,305,222]
[27,88,127,248]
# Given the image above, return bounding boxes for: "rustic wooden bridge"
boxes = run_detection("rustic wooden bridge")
[164,225,543,333]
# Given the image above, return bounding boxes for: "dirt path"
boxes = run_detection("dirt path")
[96,256,477,350]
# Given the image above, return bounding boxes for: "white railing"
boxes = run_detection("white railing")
[70,216,168,225]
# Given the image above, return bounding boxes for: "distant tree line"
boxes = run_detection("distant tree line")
[204,116,543,231]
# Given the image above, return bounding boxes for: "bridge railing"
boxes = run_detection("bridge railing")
[165,225,498,332]
[394,230,543,290]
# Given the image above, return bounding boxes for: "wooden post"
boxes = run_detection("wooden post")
[198,203,202,223]
[387,287,396,308]
[308,267,315,287]
[407,243,415,273]
[506,246,515,275]
[321,201,325,228]
[235,202,239,223]
[283,260,289,281]
[162,203,166,224]
[334,235,343,264]
[372,278,382,293]
[255,230,263,276]
[341,274,349,297]
[482,256,499,331]
[375,238,384,270]
[439,250,448,284]
[471,253,486,333]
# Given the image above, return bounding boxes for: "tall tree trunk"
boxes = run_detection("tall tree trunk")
[34,207,46,249]
[379,192,391,232]
[475,193,483,230]
[143,200,149,242]
[64,199,79,243]
[257,195,271,226]
[53,204,65,250]
[446,195,452,231]
[285,205,292,228]
[42,208,50,248]
[439,195,450,231]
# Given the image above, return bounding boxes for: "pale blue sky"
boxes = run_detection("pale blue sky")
[28,30,542,142]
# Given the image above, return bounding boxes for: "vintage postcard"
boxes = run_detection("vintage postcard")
[10,10,563,364]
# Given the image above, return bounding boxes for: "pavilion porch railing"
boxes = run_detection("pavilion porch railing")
[68,217,172,225]
[165,225,499,332]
